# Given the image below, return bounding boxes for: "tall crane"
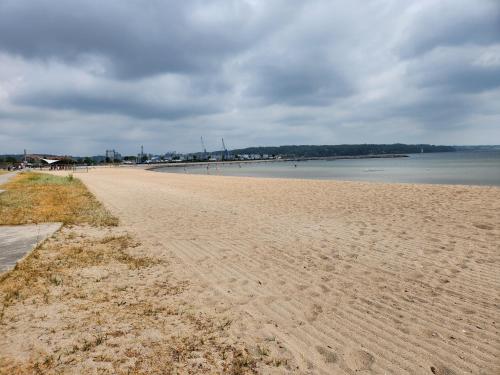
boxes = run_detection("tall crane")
[200,136,207,159]
[221,138,229,160]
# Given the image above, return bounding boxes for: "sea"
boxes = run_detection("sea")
[156,151,500,186]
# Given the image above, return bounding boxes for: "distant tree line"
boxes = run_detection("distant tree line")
[230,144,455,158]
[0,156,18,163]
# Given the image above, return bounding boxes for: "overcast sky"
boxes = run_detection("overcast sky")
[0,0,499,155]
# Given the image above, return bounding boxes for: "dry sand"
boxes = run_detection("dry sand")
[75,168,500,374]
[5,167,500,374]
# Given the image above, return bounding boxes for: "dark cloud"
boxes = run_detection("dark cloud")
[0,0,499,154]
[12,78,224,120]
[397,0,500,58]
[406,46,500,94]
[0,0,297,78]
[15,91,218,120]
[246,60,352,106]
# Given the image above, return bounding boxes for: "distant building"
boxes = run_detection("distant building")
[150,155,164,163]
[105,149,122,162]
[164,152,177,161]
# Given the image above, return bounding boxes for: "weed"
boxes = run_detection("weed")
[49,274,63,286]
[229,348,257,374]
[256,345,270,357]
[78,334,106,352]
[219,317,233,330]
[4,288,21,303]
[42,355,54,366]
[269,358,288,367]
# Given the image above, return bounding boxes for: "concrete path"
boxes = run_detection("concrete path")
[0,223,62,273]
[0,172,17,194]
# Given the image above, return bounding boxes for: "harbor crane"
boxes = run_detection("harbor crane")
[200,136,207,159]
[222,138,229,160]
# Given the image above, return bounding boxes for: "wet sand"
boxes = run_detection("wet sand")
[60,168,500,373]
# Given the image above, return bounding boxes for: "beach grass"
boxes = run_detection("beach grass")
[0,226,258,374]
[0,232,146,313]
[0,172,118,226]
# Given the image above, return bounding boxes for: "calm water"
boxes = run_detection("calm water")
[157,151,500,186]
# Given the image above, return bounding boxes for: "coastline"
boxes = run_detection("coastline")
[145,153,409,170]
[146,151,500,187]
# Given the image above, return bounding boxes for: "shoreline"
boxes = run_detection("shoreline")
[150,167,500,188]
[146,159,500,188]
[145,153,409,170]
[29,163,500,188]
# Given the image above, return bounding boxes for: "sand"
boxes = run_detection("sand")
[66,167,500,374]
[4,167,500,374]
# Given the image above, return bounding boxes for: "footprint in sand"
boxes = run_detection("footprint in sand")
[447,270,460,280]
[430,365,457,375]
[319,284,330,293]
[323,264,335,272]
[427,236,441,243]
[397,324,411,335]
[316,346,337,364]
[423,248,441,255]
[296,284,309,291]
[473,223,493,230]
[461,307,476,315]
[345,349,375,372]
[306,304,323,322]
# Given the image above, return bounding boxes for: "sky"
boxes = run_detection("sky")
[0,0,499,156]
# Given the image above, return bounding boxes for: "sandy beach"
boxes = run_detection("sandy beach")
[2,167,498,373]
[48,167,498,374]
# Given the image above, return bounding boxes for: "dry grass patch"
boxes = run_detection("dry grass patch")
[0,231,153,319]
[0,172,118,226]
[0,227,259,374]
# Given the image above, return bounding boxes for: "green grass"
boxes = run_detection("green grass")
[17,173,75,186]
[0,172,118,226]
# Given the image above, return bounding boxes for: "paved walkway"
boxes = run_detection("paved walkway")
[0,223,62,273]
[0,172,17,194]
[0,173,62,272]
